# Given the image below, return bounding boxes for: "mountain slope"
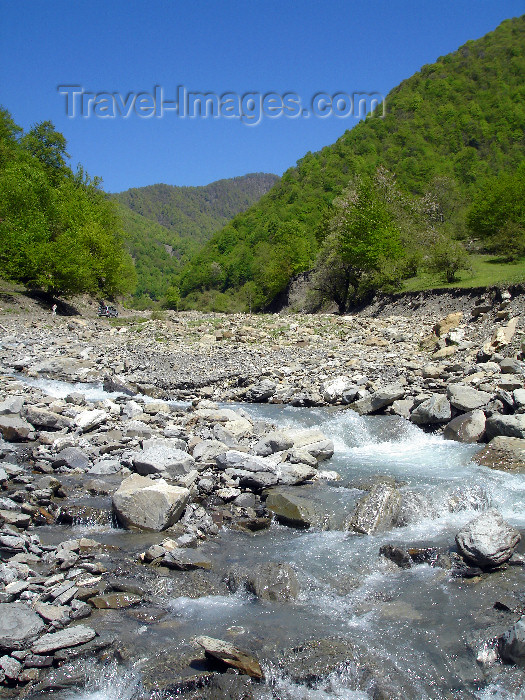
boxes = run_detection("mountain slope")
[178,16,525,311]
[115,172,279,303]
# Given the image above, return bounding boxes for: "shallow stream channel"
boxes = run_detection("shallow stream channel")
[15,377,525,700]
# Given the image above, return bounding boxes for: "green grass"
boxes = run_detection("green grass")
[402,254,525,292]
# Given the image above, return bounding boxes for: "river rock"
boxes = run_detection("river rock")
[277,463,317,485]
[245,380,276,403]
[474,436,525,473]
[281,429,334,462]
[133,439,195,477]
[53,447,90,470]
[0,414,33,441]
[443,410,486,443]
[500,358,523,375]
[229,561,300,602]
[253,431,294,456]
[321,377,357,404]
[485,414,525,440]
[195,636,264,679]
[410,395,451,425]
[216,450,275,473]
[498,618,525,666]
[455,510,520,568]
[74,409,108,432]
[348,484,401,535]
[31,625,96,654]
[0,397,24,415]
[25,406,73,431]
[351,385,405,415]
[239,471,279,490]
[88,593,141,609]
[0,603,45,651]
[0,654,21,680]
[446,384,492,412]
[246,562,300,602]
[434,312,463,337]
[103,374,137,396]
[265,489,318,527]
[112,474,190,531]
[192,440,229,462]
[162,550,212,571]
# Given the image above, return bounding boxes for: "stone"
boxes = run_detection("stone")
[74,409,108,432]
[88,458,121,475]
[410,395,451,425]
[162,550,212,571]
[245,562,300,602]
[0,397,24,415]
[34,602,70,624]
[499,618,525,666]
[379,544,412,569]
[281,429,334,462]
[321,377,357,404]
[277,463,317,485]
[253,431,294,456]
[474,436,525,473]
[513,389,525,409]
[216,450,275,473]
[433,312,463,337]
[456,510,520,568]
[192,440,229,462]
[500,358,524,375]
[351,385,405,416]
[265,490,317,527]
[433,346,458,359]
[485,414,525,440]
[195,636,264,679]
[443,410,486,443]
[133,439,195,477]
[0,603,45,651]
[112,474,190,531]
[25,406,73,431]
[446,384,492,412]
[245,380,276,403]
[31,625,96,654]
[88,593,141,609]
[0,654,21,680]
[348,484,401,535]
[53,447,90,471]
[239,472,279,490]
[103,374,137,396]
[0,414,33,441]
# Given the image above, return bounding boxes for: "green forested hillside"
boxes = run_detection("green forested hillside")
[178,16,525,312]
[114,173,279,304]
[0,110,135,298]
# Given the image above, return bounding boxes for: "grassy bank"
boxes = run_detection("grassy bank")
[402,254,525,293]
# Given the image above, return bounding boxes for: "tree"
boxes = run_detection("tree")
[20,121,69,183]
[426,233,471,283]
[312,174,403,312]
[467,164,525,260]
[163,284,181,310]
[0,108,136,298]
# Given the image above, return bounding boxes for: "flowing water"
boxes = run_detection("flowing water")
[15,376,525,698]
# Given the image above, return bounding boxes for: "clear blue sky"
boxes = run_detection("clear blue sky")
[1,1,522,193]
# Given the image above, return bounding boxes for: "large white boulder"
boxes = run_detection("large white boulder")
[112,474,189,531]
